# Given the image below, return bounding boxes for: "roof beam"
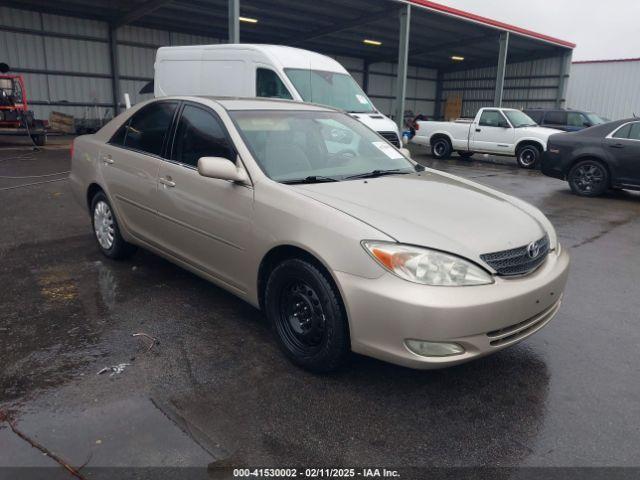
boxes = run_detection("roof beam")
[290,7,400,45]
[113,0,174,28]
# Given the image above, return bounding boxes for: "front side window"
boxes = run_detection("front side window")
[111,102,177,156]
[504,110,536,128]
[230,110,413,182]
[479,110,508,127]
[256,68,293,99]
[285,69,375,114]
[172,104,235,167]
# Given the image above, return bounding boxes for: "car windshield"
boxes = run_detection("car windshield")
[504,110,537,128]
[230,110,415,183]
[586,113,606,125]
[284,69,376,114]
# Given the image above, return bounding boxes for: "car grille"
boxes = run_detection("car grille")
[379,131,400,147]
[480,235,550,276]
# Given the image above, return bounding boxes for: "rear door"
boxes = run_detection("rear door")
[99,101,177,244]
[541,110,568,131]
[155,102,255,294]
[470,109,515,154]
[604,121,640,186]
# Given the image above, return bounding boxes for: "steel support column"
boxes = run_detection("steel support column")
[394,4,411,130]
[108,26,121,117]
[362,60,370,95]
[494,31,509,107]
[555,49,573,108]
[228,0,240,43]
[434,71,444,119]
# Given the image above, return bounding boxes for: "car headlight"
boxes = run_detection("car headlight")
[362,241,494,286]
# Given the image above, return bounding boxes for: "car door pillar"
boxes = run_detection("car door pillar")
[394,3,411,130]
[494,31,509,107]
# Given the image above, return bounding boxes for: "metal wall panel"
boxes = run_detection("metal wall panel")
[42,13,108,38]
[118,45,156,78]
[0,31,46,69]
[566,61,640,120]
[442,56,564,118]
[0,6,40,29]
[44,38,111,74]
[117,25,170,46]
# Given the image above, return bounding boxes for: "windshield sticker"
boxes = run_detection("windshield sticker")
[372,141,403,159]
[355,94,369,105]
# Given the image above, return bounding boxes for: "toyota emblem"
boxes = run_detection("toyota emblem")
[527,241,541,259]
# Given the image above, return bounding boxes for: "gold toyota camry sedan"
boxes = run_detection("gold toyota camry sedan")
[70,97,570,372]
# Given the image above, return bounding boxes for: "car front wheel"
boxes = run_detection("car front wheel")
[516,144,541,169]
[568,160,609,197]
[91,192,137,259]
[264,258,350,372]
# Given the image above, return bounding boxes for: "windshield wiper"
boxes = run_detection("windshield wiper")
[343,169,411,180]
[281,175,340,185]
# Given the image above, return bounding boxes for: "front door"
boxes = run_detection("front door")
[604,121,640,186]
[99,101,177,244]
[470,109,515,154]
[155,103,254,295]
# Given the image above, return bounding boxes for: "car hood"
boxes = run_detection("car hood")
[293,171,547,263]
[350,113,398,136]
[520,126,563,137]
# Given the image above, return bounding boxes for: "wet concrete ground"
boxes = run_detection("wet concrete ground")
[1,137,639,476]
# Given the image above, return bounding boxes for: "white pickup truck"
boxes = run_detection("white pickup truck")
[411,107,561,169]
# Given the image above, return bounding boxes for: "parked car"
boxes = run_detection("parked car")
[411,107,561,169]
[524,108,606,132]
[70,97,569,372]
[153,44,401,146]
[542,118,640,196]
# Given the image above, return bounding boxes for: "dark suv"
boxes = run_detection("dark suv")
[523,109,606,132]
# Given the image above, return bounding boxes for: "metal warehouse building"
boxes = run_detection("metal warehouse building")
[1,0,575,128]
[566,58,640,121]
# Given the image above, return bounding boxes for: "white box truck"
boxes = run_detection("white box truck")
[153,44,401,146]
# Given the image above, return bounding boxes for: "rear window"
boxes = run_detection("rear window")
[525,110,544,123]
[110,102,177,156]
[543,111,566,125]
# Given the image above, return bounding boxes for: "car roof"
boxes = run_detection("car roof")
[160,96,339,112]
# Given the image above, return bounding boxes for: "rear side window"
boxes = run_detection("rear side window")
[543,111,566,125]
[628,123,640,140]
[525,110,544,123]
[172,104,235,167]
[479,110,507,127]
[613,124,632,139]
[111,102,177,156]
[256,68,293,99]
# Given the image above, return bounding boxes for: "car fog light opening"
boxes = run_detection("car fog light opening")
[405,339,465,358]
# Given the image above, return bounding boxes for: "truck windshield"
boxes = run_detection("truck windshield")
[284,69,376,114]
[586,113,606,125]
[504,110,537,128]
[230,110,414,183]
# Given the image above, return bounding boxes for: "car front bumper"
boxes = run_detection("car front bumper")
[336,246,570,369]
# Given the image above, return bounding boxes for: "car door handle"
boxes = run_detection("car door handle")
[610,143,625,149]
[475,128,481,132]
[159,176,176,188]
[100,154,114,165]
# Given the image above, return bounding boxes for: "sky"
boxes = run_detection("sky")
[432,0,640,61]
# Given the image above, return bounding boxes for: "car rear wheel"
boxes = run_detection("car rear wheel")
[568,160,609,197]
[431,138,452,159]
[457,151,474,160]
[264,258,350,372]
[516,144,541,169]
[90,192,137,259]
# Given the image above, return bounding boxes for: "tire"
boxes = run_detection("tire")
[31,134,46,146]
[567,159,609,197]
[264,258,350,372]
[457,151,474,160]
[431,137,452,159]
[516,144,541,169]
[90,191,137,259]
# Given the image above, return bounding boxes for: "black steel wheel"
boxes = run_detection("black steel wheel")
[568,160,609,197]
[431,137,452,159]
[516,144,541,169]
[264,258,350,372]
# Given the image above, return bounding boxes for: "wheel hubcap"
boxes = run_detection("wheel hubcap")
[94,201,115,250]
[279,281,325,352]
[574,164,604,192]
[520,148,536,166]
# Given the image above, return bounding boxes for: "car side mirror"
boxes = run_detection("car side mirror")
[500,122,511,129]
[198,156,249,183]
[400,147,412,159]
[583,122,592,128]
